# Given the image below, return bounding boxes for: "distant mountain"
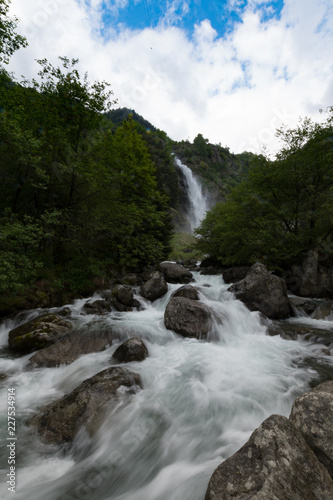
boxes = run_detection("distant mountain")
[105,107,157,132]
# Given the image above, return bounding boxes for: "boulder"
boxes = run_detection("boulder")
[205,414,333,500]
[312,300,333,320]
[112,338,148,363]
[82,299,112,315]
[289,297,319,316]
[110,285,135,311]
[30,367,142,444]
[164,297,212,338]
[140,271,168,301]
[290,381,333,478]
[171,284,199,300]
[28,329,116,368]
[222,266,251,284]
[228,262,292,319]
[284,250,333,298]
[160,262,193,284]
[8,314,72,353]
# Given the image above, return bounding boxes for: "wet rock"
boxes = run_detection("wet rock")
[82,299,112,315]
[205,414,333,500]
[110,285,135,311]
[171,284,199,300]
[30,367,142,444]
[222,266,251,284]
[289,297,319,316]
[160,262,193,284]
[290,381,333,478]
[57,307,72,317]
[312,300,333,320]
[8,314,72,353]
[28,329,116,368]
[277,321,333,345]
[112,338,148,363]
[140,271,168,302]
[285,250,333,298]
[164,297,212,338]
[228,262,292,319]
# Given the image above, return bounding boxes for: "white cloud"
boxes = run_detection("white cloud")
[7,0,333,156]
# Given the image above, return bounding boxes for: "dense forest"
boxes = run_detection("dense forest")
[195,112,333,270]
[1,0,332,315]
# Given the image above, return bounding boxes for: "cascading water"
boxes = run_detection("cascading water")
[1,272,333,500]
[175,158,209,232]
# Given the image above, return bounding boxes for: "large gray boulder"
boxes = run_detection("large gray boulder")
[228,262,292,319]
[171,284,199,300]
[140,271,168,301]
[30,367,142,445]
[285,250,333,298]
[205,414,333,500]
[28,329,116,368]
[8,314,72,353]
[164,296,212,338]
[222,266,251,284]
[160,262,193,284]
[290,381,333,478]
[112,338,148,363]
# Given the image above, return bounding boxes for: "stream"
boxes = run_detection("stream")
[1,272,333,500]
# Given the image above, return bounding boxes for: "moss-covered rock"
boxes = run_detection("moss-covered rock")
[8,313,72,353]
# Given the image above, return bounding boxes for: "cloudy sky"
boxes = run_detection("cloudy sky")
[7,0,333,155]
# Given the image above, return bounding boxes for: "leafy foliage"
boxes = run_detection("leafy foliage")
[0,0,27,65]
[196,110,333,269]
[0,50,173,310]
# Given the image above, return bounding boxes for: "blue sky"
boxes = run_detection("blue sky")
[8,0,333,155]
[101,1,284,37]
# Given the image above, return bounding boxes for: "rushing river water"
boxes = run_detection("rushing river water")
[1,272,333,500]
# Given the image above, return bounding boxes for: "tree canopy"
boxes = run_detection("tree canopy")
[0,4,174,313]
[195,109,333,269]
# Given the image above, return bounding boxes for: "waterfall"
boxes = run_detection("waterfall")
[175,158,209,232]
[1,272,332,500]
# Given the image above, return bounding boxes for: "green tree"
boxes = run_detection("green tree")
[0,0,27,65]
[196,109,333,269]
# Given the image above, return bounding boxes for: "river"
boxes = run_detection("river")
[1,271,332,500]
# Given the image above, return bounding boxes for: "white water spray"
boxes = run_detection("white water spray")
[1,272,332,500]
[175,158,209,232]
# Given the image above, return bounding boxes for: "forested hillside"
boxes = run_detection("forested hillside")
[195,112,333,270]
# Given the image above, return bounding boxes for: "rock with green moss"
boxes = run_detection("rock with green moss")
[8,314,72,353]
[30,366,142,444]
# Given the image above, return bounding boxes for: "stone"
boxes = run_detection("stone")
[171,284,199,300]
[28,329,116,368]
[164,296,212,338]
[205,414,333,500]
[112,338,148,363]
[222,266,251,284]
[160,262,193,284]
[140,271,168,301]
[82,299,112,315]
[111,285,134,307]
[311,300,333,320]
[8,314,72,353]
[30,367,142,444]
[289,297,320,316]
[228,262,292,319]
[290,380,333,478]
